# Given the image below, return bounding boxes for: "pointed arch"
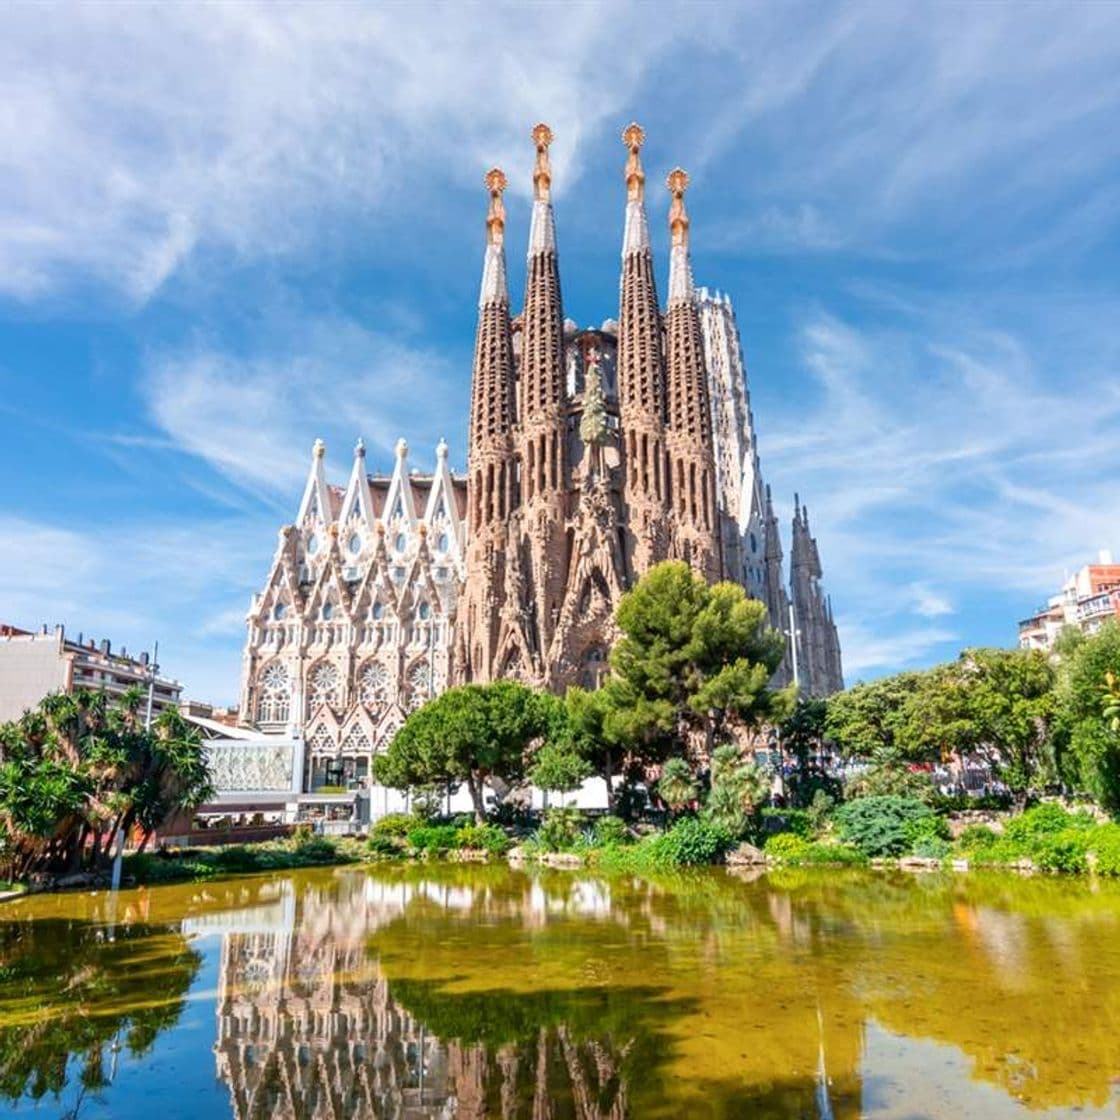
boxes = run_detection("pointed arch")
[255,660,291,724]
[305,659,342,717]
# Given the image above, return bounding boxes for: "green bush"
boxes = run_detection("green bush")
[1003,803,1094,845]
[1088,824,1120,875]
[1031,830,1089,873]
[760,808,812,838]
[764,833,810,860]
[371,813,421,839]
[652,818,733,866]
[208,845,263,873]
[593,815,631,847]
[911,836,951,860]
[537,807,586,852]
[956,824,1000,851]
[291,836,339,864]
[366,835,402,859]
[454,823,510,855]
[807,790,836,834]
[407,824,460,853]
[834,796,934,857]
[763,833,865,866]
[905,813,950,847]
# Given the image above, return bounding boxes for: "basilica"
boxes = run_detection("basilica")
[237,124,842,789]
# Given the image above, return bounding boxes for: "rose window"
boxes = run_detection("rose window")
[359,662,390,709]
[307,662,340,712]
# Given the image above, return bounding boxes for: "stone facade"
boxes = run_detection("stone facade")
[457,123,841,698]
[237,121,844,795]
[238,436,466,792]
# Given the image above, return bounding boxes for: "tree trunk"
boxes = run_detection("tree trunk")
[466,772,487,823]
[604,750,615,812]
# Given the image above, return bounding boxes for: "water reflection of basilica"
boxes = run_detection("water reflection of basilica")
[211,877,635,1119]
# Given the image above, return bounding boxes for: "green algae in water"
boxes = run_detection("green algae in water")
[0,866,1119,1117]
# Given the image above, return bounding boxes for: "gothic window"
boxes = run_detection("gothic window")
[307,661,340,714]
[395,532,408,553]
[358,661,390,709]
[321,602,334,621]
[307,723,334,755]
[340,725,371,755]
[418,601,431,620]
[308,534,320,556]
[272,602,287,621]
[256,662,290,723]
[348,533,362,555]
[436,532,449,553]
[371,601,385,620]
[406,661,430,710]
[435,497,446,519]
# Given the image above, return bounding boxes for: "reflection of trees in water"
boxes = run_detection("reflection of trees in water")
[0,917,200,1105]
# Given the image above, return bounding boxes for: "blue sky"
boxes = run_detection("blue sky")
[2,2,1118,705]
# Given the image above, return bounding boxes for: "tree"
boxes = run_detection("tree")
[0,689,211,882]
[1057,622,1120,811]
[656,757,697,818]
[528,692,593,800]
[703,744,771,837]
[779,697,841,806]
[600,561,791,777]
[950,648,1057,807]
[374,681,546,822]
[824,671,935,764]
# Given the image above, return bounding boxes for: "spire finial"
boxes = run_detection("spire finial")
[531,123,553,202]
[395,437,408,461]
[313,437,325,460]
[354,436,365,457]
[484,167,507,246]
[622,122,646,202]
[436,437,448,461]
[667,167,690,248]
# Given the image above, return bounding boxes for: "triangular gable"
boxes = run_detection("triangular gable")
[296,439,334,527]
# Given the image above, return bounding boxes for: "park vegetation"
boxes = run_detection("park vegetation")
[0,688,212,884]
[371,561,1120,877]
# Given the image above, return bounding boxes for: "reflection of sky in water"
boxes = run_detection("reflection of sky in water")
[859,1021,1120,1119]
[2,868,1120,1118]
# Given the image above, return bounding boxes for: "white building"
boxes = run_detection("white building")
[0,623,181,723]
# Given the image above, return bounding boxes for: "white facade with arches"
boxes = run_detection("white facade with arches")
[238,436,467,818]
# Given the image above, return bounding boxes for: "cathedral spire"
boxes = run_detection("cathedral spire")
[296,437,333,525]
[521,123,565,426]
[663,165,718,578]
[666,167,695,305]
[479,167,508,308]
[621,122,650,256]
[617,122,668,546]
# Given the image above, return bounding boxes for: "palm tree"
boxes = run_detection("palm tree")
[704,744,771,837]
[656,757,697,819]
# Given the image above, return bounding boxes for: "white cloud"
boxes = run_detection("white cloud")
[837,619,959,681]
[761,297,1120,675]
[0,514,271,705]
[909,584,954,619]
[142,316,463,495]
[2,4,1118,298]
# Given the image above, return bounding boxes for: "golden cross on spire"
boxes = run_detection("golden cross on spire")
[531,122,553,202]
[622,121,646,202]
[484,167,507,245]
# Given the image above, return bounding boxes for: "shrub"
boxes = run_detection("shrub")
[407,825,459,853]
[209,845,263,873]
[807,790,836,835]
[911,836,951,860]
[1032,830,1090,874]
[763,833,810,861]
[593,815,631,847]
[291,836,338,864]
[454,823,510,855]
[956,824,1000,852]
[371,813,420,839]
[834,796,934,857]
[905,814,950,846]
[537,807,586,852]
[845,765,934,803]
[760,808,812,838]
[652,818,733,866]
[1088,824,1120,875]
[366,835,402,859]
[1003,803,1093,845]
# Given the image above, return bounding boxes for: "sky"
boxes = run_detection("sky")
[1,2,1118,705]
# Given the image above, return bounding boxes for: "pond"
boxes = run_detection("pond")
[1,865,1119,1118]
